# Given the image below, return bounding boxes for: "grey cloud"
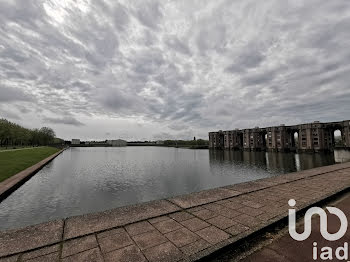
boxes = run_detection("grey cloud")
[1,48,28,63]
[164,36,191,56]
[0,1,44,26]
[135,2,163,29]
[263,93,350,124]
[225,49,265,73]
[100,91,136,112]
[196,24,227,54]
[70,81,94,92]
[152,132,176,140]
[18,106,31,114]
[130,48,165,76]
[0,108,21,120]
[111,3,130,30]
[168,123,188,131]
[0,86,34,102]
[241,71,277,86]
[43,116,85,126]
[0,0,349,140]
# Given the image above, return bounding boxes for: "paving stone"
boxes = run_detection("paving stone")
[242,200,265,208]
[228,198,246,205]
[165,228,199,247]
[64,200,180,239]
[217,207,242,218]
[169,188,241,209]
[196,226,230,245]
[180,217,210,232]
[233,214,264,228]
[97,228,124,240]
[0,255,19,262]
[227,182,268,193]
[207,216,237,229]
[0,219,63,257]
[169,211,194,222]
[142,242,184,262]
[239,206,264,217]
[191,209,218,220]
[98,228,133,253]
[125,221,155,236]
[242,247,290,262]
[24,252,59,262]
[215,199,231,206]
[226,223,250,236]
[221,201,245,210]
[132,230,168,250]
[186,206,205,213]
[104,245,146,262]
[202,203,225,212]
[161,201,182,213]
[22,244,59,260]
[61,248,103,262]
[257,212,279,222]
[180,239,211,256]
[148,216,170,224]
[153,219,183,234]
[260,204,284,213]
[62,235,97,258]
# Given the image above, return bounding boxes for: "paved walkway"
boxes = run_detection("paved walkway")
[241,192,350,262]
[0,162,349,262]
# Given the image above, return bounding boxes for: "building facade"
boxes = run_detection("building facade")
[209,120,350,152]
[71,139,80,145]
[209,131,224,149]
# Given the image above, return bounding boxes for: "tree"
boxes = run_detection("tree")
[39,127,55,145]
[0,119,58,147]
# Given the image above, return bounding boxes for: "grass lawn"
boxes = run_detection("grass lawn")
[0,146,60,183]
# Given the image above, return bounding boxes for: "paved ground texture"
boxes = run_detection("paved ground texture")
[0,162,349,262]
[240,192,350,262]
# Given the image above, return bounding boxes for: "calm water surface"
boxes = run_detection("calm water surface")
[1,147,349,230]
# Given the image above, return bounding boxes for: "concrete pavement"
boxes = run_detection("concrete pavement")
[239,192,350,262]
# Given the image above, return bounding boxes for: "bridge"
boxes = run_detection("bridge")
[209,120,350,152]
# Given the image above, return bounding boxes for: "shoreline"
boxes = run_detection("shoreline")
[0,161,349,261]
[0,148,66,202]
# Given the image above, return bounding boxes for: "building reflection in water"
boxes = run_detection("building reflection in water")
[208,149,350,175]
[334,149,350,163]
[295,154,301,171]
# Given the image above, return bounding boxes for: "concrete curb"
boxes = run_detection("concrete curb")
[0,148,66,202]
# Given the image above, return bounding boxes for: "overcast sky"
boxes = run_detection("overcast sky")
[0,0,349,141]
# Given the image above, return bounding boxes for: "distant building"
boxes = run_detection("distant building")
[156,140,164,145]
[209,120,350,152]
[71,139,80,145]
[107,139,127,147]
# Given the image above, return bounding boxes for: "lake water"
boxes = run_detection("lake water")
[1,147,349,230]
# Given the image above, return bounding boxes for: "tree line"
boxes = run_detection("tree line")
[0,118,57,147]
[163,139,209,146]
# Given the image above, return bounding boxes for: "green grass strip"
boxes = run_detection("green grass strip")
[0,147,60,183]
